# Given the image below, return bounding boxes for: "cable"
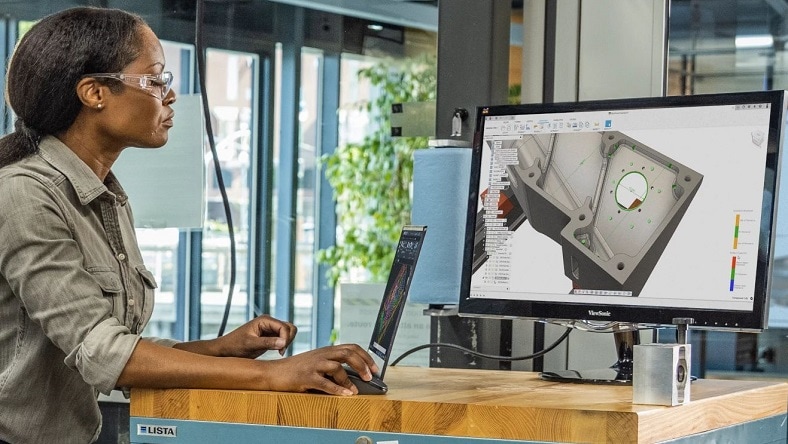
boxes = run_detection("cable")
[196,0,237,338]
[390,327,572,366]
[548,319,653,333]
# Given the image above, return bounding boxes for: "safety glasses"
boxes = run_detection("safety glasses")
[84,71,173,100]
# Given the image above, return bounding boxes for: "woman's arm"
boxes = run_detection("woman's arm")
[117,339,378,395]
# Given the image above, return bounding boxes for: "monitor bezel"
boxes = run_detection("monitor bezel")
[458,91,786,332]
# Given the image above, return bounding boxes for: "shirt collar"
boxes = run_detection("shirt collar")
[37,135,128,206]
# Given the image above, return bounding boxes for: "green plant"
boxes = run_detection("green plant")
[508,84,522,104]
[318,55,437,287]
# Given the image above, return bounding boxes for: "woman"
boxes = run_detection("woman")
[0,7,376,444]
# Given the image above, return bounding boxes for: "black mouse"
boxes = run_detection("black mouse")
[344,366,388,395]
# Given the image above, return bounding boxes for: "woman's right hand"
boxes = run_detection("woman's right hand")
[264,344,379,395]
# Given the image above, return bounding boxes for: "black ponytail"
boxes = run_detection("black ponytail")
[0,120,40,168]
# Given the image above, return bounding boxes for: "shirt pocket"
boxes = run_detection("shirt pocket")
[88,268,123,317]
[134,265,158,333]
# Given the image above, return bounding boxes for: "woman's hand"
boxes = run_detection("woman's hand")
[215,314,297,358]
[174,314,298,358]
[265,344,379,396]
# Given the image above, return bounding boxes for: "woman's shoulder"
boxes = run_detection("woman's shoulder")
[0,155,72,216]
[0,153,62,189]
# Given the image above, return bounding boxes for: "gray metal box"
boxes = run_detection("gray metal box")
[633,343,691,406]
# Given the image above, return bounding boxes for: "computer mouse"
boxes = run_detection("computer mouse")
[344,366,388,395]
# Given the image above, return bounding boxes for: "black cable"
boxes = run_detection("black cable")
[196,0,237,338]
[390,327,572,366]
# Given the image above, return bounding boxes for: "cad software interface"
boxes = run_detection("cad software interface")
[470,103,773,312]
[368,227,426,370]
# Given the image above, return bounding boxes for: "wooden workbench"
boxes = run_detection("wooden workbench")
[130,366,788,443]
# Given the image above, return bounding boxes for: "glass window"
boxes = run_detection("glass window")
[339,55,376,148]
[138,228,180,338]
[201,49,257,338]
[668,1,785,95]
[139,40,194,341]
[668,0,788,379]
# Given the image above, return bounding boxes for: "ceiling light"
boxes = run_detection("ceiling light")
[735,35,774,49]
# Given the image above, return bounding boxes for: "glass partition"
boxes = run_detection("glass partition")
[200,48,258,338]
[138,40,193,341]
[668,0,788,379]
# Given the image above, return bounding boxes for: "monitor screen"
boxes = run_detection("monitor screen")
[459,91,786,332]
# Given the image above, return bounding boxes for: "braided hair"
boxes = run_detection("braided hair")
[0,7,146,168]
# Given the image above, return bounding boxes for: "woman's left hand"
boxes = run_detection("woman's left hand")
[215,314,298,358]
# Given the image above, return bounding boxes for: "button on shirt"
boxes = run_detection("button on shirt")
[0,136,177,443]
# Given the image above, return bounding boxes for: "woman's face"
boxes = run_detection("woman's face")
[97,25,175,150]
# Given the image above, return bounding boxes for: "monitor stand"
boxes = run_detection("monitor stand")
[539,324,638,385]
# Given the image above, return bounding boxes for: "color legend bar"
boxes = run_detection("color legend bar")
[733,213,740,249]
[730,256,737,292]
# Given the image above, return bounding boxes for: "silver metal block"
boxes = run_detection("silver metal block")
[633,343,691,406]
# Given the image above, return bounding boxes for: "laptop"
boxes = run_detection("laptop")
[345,225,428,395]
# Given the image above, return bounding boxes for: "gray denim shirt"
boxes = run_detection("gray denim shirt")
[0,136,177,443]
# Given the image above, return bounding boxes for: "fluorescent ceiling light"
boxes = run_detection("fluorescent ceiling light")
[735,35,774,49]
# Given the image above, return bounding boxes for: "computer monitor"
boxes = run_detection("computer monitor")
[458,91,786,383]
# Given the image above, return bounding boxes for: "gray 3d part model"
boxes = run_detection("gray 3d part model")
[496,131,703,296]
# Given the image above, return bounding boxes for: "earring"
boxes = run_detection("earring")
[97,103,103,110]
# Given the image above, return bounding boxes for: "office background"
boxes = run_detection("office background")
[2,0,788,440]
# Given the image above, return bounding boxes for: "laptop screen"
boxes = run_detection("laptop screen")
[367,225,427,378]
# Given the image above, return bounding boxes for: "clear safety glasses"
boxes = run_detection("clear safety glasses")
[84,71,173,100]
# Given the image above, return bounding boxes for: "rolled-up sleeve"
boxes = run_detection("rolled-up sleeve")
[65,318,140,394]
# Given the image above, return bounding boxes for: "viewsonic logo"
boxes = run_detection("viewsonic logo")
[588,310,611,317]
[137,424,177,437]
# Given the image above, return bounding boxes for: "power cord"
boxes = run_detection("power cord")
[196,0,237,338]
[390,326,572,366]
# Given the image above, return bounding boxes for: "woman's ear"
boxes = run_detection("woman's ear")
[75,77,105,110]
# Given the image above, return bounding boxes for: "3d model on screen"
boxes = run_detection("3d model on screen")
[475,131,703,296]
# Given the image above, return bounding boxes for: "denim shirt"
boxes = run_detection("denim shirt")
[0,136,177,443]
